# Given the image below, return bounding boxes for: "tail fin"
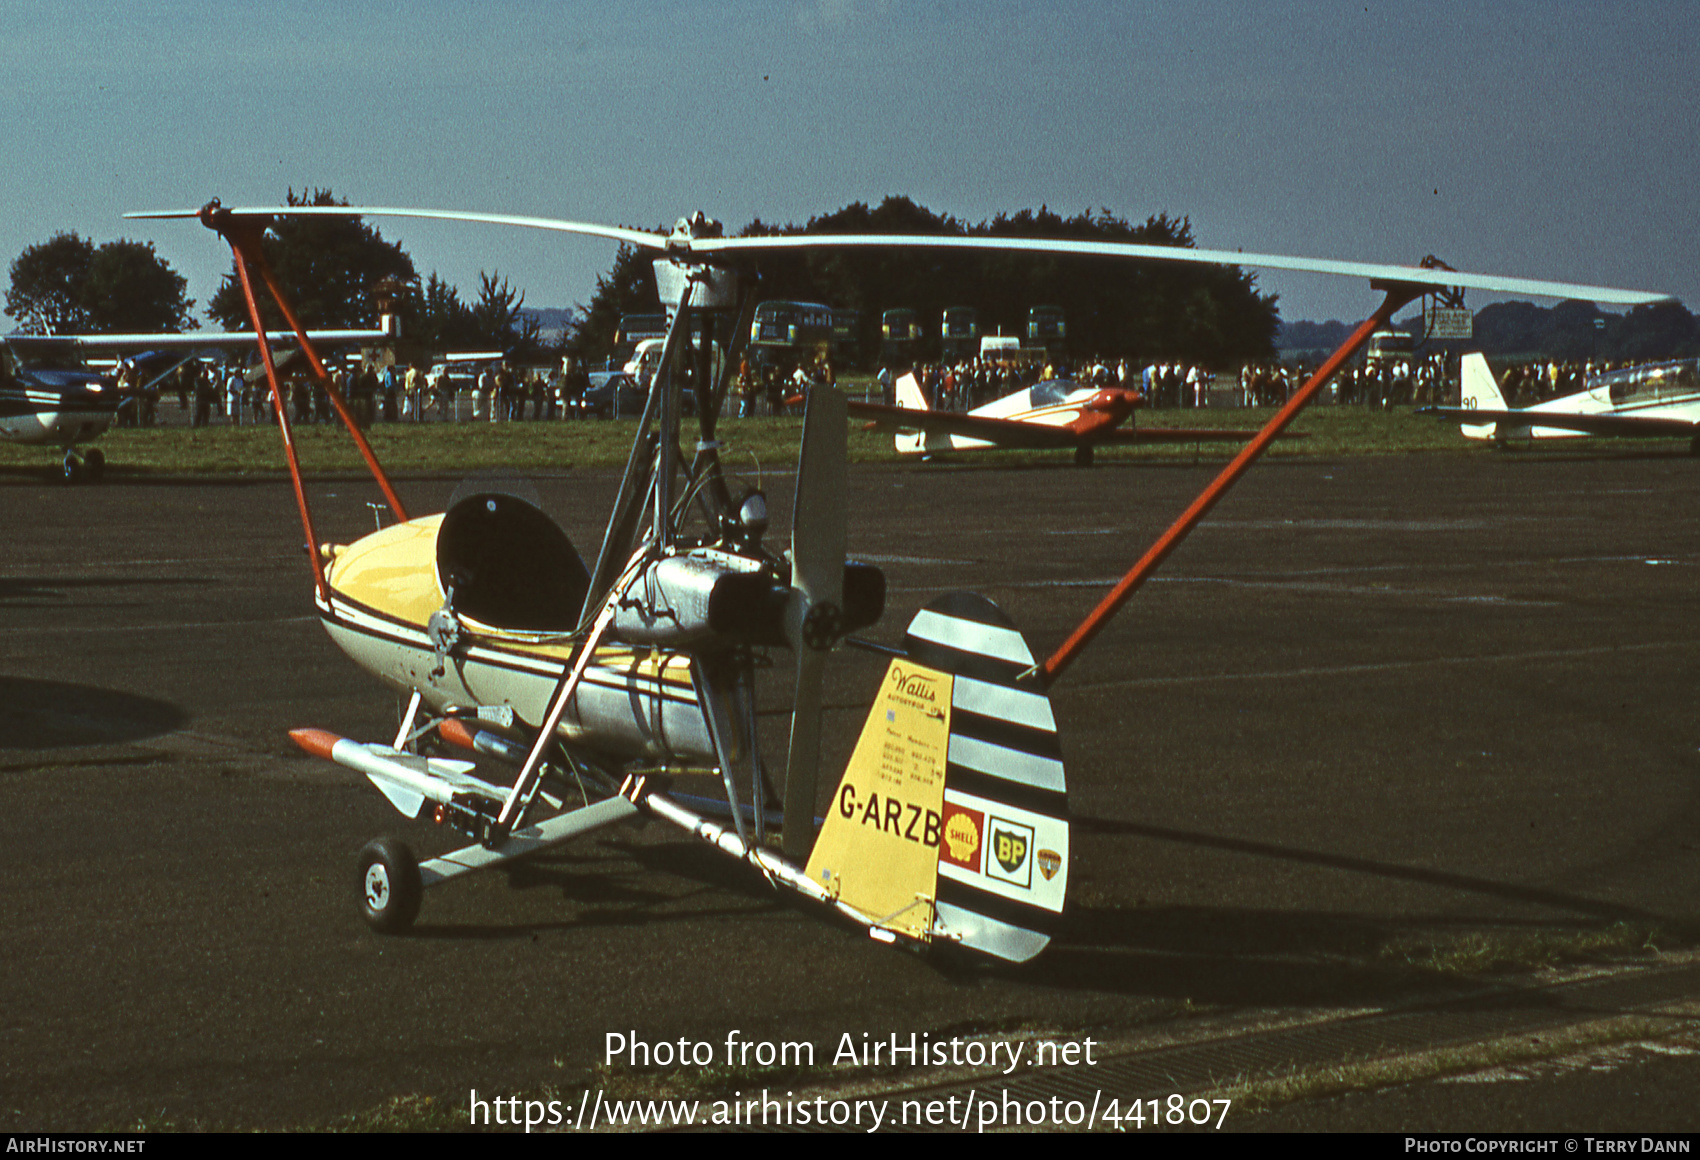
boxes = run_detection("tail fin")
[1461,353,1508,411]
[1457,353,1506,441]
[804,592,1068,963]
[894,372,929,411]
[892,372,931,454]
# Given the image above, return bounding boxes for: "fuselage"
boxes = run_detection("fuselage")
[0,341,117,448]
[1461,357,1700,442]
[896,380,1138,454]
[317,514,719,765]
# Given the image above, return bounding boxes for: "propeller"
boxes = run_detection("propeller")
[780,384,848,860]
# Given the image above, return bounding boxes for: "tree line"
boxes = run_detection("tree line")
[1280,298,1700,364]
[4,190,540,361]
[67,192,1700,369]
[565,196,1283,368]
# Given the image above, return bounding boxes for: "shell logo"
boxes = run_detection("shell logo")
[940,805,983,870]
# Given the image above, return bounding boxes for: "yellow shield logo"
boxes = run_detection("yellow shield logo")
[994,829,1028,874]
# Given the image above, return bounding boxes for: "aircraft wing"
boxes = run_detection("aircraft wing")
[1417,407,1698,438]
[9,321,398,350]
[847,399,1083,448]
[1097,424,1276,444]
[849,401,1288,449]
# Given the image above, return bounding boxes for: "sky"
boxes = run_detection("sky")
[5,0,1696,333]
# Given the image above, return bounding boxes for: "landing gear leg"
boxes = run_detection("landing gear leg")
[1073,445,1095,467]
[59,448,104,484]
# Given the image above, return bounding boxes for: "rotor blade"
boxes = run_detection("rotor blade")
[124,205,671,252]
[690,233,1674,307]
[780,384,848,860]
[127,204,1673,305]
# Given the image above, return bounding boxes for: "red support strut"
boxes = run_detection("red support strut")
[201,200,412,603]
[246,253,408,524]
[1035,284,1420,688]
[224,228,329,603]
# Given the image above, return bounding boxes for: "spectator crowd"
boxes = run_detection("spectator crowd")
[104,347,1656,430]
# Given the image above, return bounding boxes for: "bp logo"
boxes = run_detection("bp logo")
[986,818,1034,889]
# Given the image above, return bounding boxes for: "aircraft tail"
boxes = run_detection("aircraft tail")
[803,592,1068,963]
[1456,353,1507,441]
[1460,353,1508,411]
[895,372,929,411]
[892,373,930,454]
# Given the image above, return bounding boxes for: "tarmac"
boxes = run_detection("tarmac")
[2,443,1698,1132]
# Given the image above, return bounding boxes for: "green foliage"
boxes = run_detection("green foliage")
[474,271,542,359]
[408,272,480,351]
[6,232,93,332]
[565,242,659,366]
[83,240,197,333]
[6,233,194,334]
[401,269,542,359]
[207,188,416,332]
[1472,299,1700,361]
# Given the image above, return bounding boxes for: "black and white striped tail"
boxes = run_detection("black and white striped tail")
[906,593,1068,963]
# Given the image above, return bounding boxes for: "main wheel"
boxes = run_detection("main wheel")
[84,448,105,481]
[357,837,422,933]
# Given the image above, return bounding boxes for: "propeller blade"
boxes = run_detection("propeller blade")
[789,385,847,615]
[780,384,848,860]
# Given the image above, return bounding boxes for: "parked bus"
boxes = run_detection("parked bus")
[941,306,979,362]
[880,308,921,367]
[612,312,668,370]
[748,301,834,376]
[1027,305,1067,355]
[1365,328,1416,370]
[750,301,832,348]
[830,308,862,367]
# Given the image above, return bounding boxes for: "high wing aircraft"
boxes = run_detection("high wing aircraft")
[854,370,1269,465]
[1421,352,1700,452]
[1,336,121,481]
[0,320,397,482]
[132,199,1671,962]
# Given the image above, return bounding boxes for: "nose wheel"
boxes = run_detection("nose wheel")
[357,837,422,933]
